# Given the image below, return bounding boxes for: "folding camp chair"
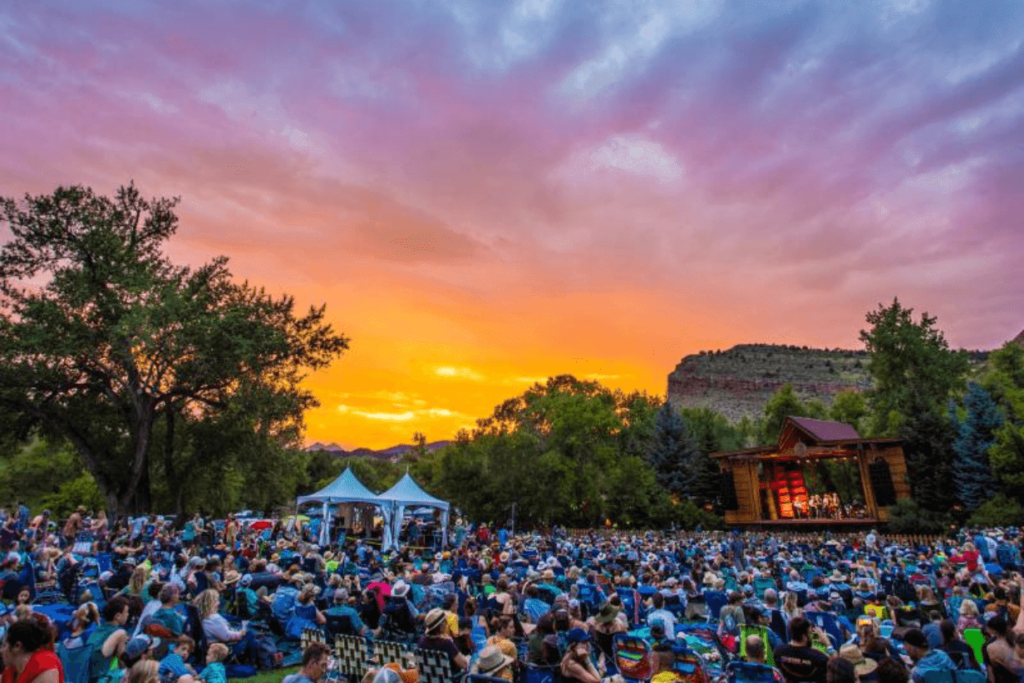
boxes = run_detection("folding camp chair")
[415,647,457,683]
[803,611,843,649]
[613,634,653,683]
[333,634,372,680]
[57,639,93,683]
[704,591,728,622]
[726,661,783,683]
[919,671,955,683]
[954,670,986,683]
[374,639,417,670]
[962,629,985,667]
[738,625,774,666]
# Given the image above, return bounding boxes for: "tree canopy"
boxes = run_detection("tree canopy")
[0,184,349,515]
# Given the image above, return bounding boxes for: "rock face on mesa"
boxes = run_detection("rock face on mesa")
[667,344,871,423]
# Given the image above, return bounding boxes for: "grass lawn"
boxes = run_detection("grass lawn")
[232,665,298,683]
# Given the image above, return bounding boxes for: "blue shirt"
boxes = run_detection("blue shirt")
[910,649,956,683]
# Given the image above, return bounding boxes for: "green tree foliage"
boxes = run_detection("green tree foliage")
[435,376,695,528]
[886,498,951,535]
[760,384,827,444]
[859,298,970,435]
[969,494,1024,527]
[828,391,869,436]
[0,184,349,515]
[980,343,1024,497]
[0,438,102,515]
[950,383,1003,511]
[859,299,969,511]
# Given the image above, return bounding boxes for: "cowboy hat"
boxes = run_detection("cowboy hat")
[471,646,514,676]
[223,570,241,585]
[392,580,411,598]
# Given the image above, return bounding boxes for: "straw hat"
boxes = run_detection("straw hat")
[839,643,878,678]
[223,570,241,585]
[424,608,448,634]
[471,646,514,676]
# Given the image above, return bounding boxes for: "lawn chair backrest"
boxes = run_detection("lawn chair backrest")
[726,661,780,683]
[919,670,955,683]
[864,604,890,621]
[738,625,774,666]
[334,635,372,678]
[57,639,93,683]
[415,647,455,683]
[613,634,653,682]
[520,663,558,683]
[704,591,728,621]
[954,669,986,683]
[768,609,788,642]
[962,629,985,666]
[375,639,416,670]
[753,578,776,600]
[803,611,843,648]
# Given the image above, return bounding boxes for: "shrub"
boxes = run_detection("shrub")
[969,494,1024,528]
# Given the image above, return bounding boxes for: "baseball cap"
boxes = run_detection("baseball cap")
[125,634,160,660]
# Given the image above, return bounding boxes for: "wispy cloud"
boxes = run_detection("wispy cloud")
[3,0,1023,447]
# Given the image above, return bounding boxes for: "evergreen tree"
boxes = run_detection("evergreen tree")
[951,383,1003,511]
[646,402,699,498]
[900,393,957,512]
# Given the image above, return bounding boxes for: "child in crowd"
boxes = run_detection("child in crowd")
[159,636,197,683]
[198,643,229,683]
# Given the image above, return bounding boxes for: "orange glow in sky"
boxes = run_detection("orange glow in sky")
[3,3,1023,448]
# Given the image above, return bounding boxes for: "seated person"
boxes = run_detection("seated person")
[417,609,468,674]
[158,636,197,683]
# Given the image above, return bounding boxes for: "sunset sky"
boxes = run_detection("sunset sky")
[2,1,1023,449]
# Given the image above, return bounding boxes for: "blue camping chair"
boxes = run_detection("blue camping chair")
[727,661,783,683]
[803,611,844,648]
[704,591,728,621]
[57,638,94,683]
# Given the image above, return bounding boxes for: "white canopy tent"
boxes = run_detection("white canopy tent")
[376,473,450,551]
[296,467,392,548]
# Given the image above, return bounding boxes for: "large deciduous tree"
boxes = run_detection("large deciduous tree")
[859,298,970,434]
[0,184,349,515]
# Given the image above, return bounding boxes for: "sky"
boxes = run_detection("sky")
[2,1,1023,449]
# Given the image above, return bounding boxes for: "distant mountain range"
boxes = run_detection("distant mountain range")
[304,440,453,462]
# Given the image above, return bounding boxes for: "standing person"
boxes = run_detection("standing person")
[62,507,84,547]
[773,617,829,683]
[731,531,747,572]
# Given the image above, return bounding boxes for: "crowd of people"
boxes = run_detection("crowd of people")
[1,501,1023,683]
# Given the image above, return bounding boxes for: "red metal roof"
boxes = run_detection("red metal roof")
[787,416,860,442]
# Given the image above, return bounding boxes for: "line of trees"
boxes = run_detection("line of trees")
[2,185,1022,530]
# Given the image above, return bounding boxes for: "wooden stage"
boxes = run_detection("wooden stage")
[742,518,879,530]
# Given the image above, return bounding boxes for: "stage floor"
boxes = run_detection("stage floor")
[745,518,879,527]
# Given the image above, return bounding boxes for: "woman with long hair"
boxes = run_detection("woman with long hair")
[782,591,802,624]
[195,590,262,667]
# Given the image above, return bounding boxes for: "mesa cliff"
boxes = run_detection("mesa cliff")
[667,344,871,423]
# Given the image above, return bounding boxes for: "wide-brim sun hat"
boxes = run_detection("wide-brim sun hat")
[472,646,514,676]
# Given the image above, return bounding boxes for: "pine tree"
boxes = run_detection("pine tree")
[951,383,1003,511]
[646,402,700,498]
[899,393,957,512]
